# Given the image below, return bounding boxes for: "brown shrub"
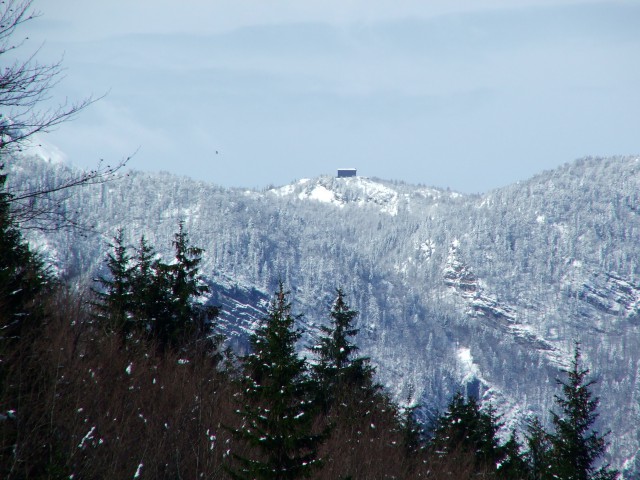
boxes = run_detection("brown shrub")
[2,287,487,480]
[1,288,239,479]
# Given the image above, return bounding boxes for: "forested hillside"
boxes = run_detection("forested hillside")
[6,153,640,476]
[2,0,638,476]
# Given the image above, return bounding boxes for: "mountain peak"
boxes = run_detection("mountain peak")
[18,135,67,165]
[267,174,464,215]
[268,175,400,215]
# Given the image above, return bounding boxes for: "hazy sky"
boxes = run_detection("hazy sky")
[18,0,640,192]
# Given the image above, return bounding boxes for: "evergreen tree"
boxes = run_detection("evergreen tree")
[548,344,618,480]
[145,257,174,350]
[401,401,425,456]
[139,221,216,351]
[93,224,218,351]
[0,168,51,344]
[228,283,324,480]
[311,288,377,411]
[129,235,158,327]
[165,221,214,346]
[429,392,504,475]
[92,229,134,339]
[524,417,552,480]
[0,167,53,475]
[498,430,529,479]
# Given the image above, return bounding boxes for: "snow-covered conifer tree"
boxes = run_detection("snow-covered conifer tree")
[548,344,618,480]
[311,288,377,411]
[93,229,134,339]
[228,283,324,480]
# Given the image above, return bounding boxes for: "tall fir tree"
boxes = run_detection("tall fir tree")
[93,223,218,351]
[228,283,324,480]
[0,167,53,475]
[548,344,618,480]
[401,400,425,456]
[165,221,214,346]
[429,392,505,475]
[129,235,158,327]
[311,288,377,412]
[524,416,552,480]
[497,430,529,479]
[134,221,215,351]
[0,168,51,345]
[92,229,134,339]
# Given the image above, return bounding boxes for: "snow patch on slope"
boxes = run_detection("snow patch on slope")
[457,347,481,383]
[22,135,67,164]
[302,184,337,204]
[268,176,400,215]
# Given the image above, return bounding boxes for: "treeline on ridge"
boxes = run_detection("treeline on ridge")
[0,172,619,479]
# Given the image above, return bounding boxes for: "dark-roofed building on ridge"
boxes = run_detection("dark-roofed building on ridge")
[337,168,357,178]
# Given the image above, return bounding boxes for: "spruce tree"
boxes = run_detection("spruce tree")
[498,430,529,479]
[165,221,213,346]
[429,393,504,474]
[128,234,183,347]
[129,235,158,327]
[548,344,618,480]
[524,416,551,480]
[135,221,215,351]
[311,288,377,411]
[93,229,134,339]
[0,167,53,474]
[401,401,425,456]
[0,168,51,344]
[93,224,218,351]
[228,283,323,480]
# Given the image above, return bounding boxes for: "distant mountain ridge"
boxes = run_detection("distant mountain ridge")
[267,174,462,216]
[10,154,640,476]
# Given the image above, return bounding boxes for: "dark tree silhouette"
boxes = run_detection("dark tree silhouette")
[548,344,618,480]
[92,223,218,351]
[93,229,134,339]
[311,288,378,412]
[228,284,324,480]
[429,392,505,475]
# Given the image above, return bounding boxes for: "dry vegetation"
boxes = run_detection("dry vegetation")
[1,286,493,479]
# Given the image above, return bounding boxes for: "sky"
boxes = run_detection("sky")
[16,0,640,193]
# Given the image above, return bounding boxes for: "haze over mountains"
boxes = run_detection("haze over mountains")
[11,152,640,475]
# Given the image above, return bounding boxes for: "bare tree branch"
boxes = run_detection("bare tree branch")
[3,150,134,232]
[0,0,128,232]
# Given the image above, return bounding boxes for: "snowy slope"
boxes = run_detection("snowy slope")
[268,175,461,216]
[10,153,640,476]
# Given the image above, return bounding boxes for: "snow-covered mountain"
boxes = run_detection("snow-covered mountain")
[267,175,460,216]
[9,154,640,476]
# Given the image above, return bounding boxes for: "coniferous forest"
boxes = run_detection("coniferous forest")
[0,195,619,478]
